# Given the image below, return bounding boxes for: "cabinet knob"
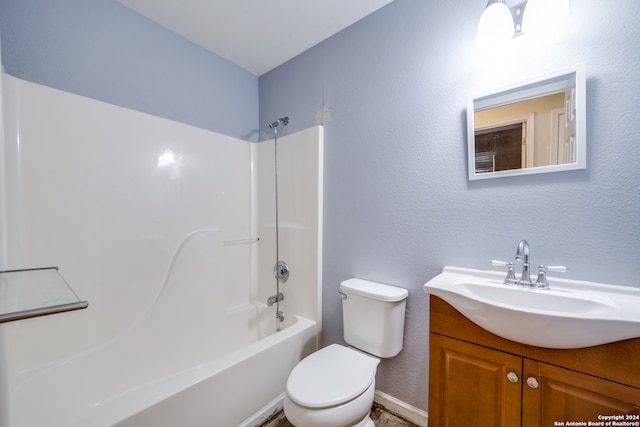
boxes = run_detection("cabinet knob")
[527,377,539,389]
[507,372,519,383]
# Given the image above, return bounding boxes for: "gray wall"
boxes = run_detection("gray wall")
[259,0,640,410]
[0,0,259,141]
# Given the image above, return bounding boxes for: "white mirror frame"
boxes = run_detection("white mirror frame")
[467,64,586,180]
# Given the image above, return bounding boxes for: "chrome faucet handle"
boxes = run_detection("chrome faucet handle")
[535,265,567,289]
[490,260,517,285]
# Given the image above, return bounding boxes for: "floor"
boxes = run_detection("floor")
[258,403,421,427]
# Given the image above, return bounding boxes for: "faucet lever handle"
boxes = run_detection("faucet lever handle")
[543,265,567,273]
[490,260,517,285]
[535,265,567,289]
[490,260,510,267]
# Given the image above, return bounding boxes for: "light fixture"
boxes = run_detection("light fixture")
[521,0,570,35]
[476,0,515,51]
[476,0,570,50]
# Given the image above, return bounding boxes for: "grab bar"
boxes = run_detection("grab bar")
[223,237,260,246]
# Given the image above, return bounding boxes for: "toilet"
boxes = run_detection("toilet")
[284,278,408,427]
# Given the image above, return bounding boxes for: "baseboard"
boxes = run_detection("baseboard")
[374,390,429,427]
[238,393,284,427]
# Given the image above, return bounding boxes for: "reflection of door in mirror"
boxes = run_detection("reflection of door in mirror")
[564,72,578,163]
[474,93,564,169]
[475,123,525,172]
[551,108,566,164]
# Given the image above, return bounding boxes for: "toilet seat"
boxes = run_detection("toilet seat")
[286,344,379,409]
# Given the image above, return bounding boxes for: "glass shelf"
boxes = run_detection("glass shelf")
[0,267,88,323]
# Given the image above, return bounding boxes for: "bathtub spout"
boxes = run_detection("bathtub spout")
[276,310,285,331]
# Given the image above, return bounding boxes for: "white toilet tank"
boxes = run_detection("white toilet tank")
[340,278,408,358]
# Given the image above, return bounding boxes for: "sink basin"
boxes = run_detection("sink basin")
[424,266,640,349]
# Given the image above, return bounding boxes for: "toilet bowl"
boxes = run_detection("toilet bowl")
[283,278,408,427]
[283,344,379,427]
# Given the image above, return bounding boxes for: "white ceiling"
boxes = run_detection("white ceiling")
[117,0,395,76]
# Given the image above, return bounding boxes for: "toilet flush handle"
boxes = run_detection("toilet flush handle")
[338,291,348,300]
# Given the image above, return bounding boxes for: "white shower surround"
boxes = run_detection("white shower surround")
[0,75,323,426]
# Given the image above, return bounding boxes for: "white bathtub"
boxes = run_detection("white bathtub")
[9,230,319,427]
[11,310,316,427]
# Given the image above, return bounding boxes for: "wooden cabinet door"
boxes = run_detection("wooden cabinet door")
[429,333,522,427]
[523,359,640,427]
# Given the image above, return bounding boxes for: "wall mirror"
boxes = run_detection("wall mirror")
[467,65,586,180]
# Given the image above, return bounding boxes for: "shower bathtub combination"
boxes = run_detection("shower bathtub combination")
[0,75,323,427]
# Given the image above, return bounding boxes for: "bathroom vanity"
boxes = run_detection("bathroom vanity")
[428,295,640,426]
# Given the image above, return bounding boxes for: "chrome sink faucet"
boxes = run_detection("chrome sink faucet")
[491,240,566,290]
[515,239,532,286]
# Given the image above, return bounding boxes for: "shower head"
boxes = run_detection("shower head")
[268,117,289,129]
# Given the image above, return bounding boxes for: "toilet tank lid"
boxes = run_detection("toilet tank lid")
[340,278,408,302]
